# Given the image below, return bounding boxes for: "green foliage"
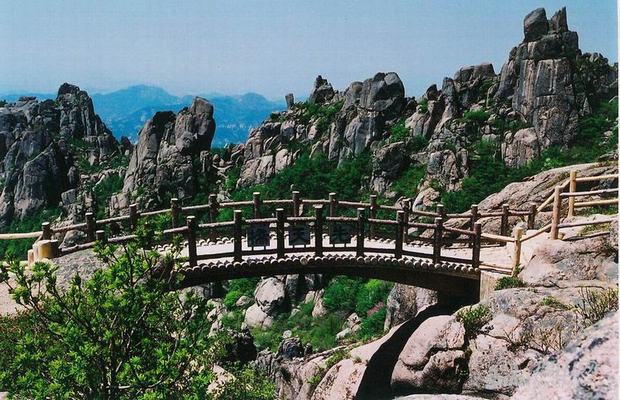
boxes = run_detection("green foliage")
[354,279,392,316]
[391,165,426,198]
[92,173,124,219]
[462,109,489,124]
[223,278,259,309]
[418,98,429,113]
[495,276,526,290]
[389,119,411,143]
[574,288,618,326]
[234,152,372,202]
[322,277,362,313]
[356,307,387,340]
[408,134,429,152]
[0,207,62,260]
[0,236,274,399]
[456,305,491,339]
[541,296,570,310]
[298,100,344,129]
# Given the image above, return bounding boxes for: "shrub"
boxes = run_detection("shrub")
[391,165,426,198]
[408,134,429,152]
[574,288,618,325]
[418,98,429,113]
[323,277,362,313]
[495,276,526,290]
[541,296,570,310]
[456,305,491,338]
[463,109,489,124]
[223,278,260,309]
[389,119,410,143]
[356,307,387,340]
[355,279,392,316]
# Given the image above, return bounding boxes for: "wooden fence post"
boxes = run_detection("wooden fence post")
[550,186,562,240]
[436,203,446,221]
[253,192,261,218]
[472,222,482,268]
[276,208,285,259]
[41,222,52,240]
[233,210,242,262]
[511,227,524,275]
[170,198,180,228]
[314,205,324,256]
[356,207,365,257]
[129,204,138,230]
[403,200,411,244]
[209,194,219,242]
[292,191,301,217]
[86,212,96,242]
[95,229,107,244]
[433,217,443,264]
[395,210,405,259]
[527,202,537,230]
[568,170,577,217]
[186,216,197,267]
[500,204,510,238]
[469,204,478,248]
[329,192,338,217]
[369,194,377,239]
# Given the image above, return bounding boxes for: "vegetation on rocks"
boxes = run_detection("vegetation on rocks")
[456,305,491,339]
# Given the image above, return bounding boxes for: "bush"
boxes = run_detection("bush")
[462,109,489,124]
[456,305,491,338]
[223,278,259,309]
[541,296,570,310]
[323,277,362,313]
[355,279,392,316]
[574,288,618,325]
[389,120,410,143]
[391,165,426,198]
[495,276,526,290]
[356,307,387,340]
[418,98,429,113]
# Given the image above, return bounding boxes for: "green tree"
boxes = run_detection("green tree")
[0,232,274,399]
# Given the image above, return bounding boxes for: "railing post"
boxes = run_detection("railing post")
[209,194,219,242]
[276,208,285,259]
[511,227,524,275]
[41,222,52,240]
[233,210,242,262]
[170,198,180,228]
[550,186,562,240]
[86,212,96,242]
[186,216,197,267]
[369,195,378,239]
[129,204,138,230]
[356,207,365,257]
[433,217,443,264]
[395,210,405,259]
[403,199,411,244]
[500,204,510,242]
[568,170,577,217]
[329,192,338,217]
[436,203,446,221]
[253,192,261,218]
[472,222,482,268]
[527,202,537,230]
[292,191,301,217]
[469,204,478,248]
[95,229,107,244]
[314,205,324,256]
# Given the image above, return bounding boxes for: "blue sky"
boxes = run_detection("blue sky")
[1,0,617,99]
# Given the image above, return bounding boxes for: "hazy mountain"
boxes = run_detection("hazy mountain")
[0,85,285,147]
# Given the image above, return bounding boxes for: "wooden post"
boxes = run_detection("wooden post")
[403,200,411,244]
[436,203,446,221]
[129,204,138,230]
[314,205,324,256]
[500,204,510,238]
[186,216,197,267]
[472,222,482,268]
[395,210,405,259]
[527,202,537,230]
[369,195,378,239]
[276,208,285,259]
[550,186,562,240]
[469,204,479,248]
[170,198,180,228]
[233,210,242,262]
[292,191,301,217]
[41,222,52,240]
[433,217,443,264]
[329,192,338,217]
[95,229,107,244]
[511,227,524,274]
[252,192,261,218]
[568,170,577,217]
[86,212,96,242]
[356,208,365,257]
[209,194,219,242]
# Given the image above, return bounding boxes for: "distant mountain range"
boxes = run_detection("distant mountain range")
[0,85,285,147]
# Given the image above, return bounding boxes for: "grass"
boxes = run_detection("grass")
[541,296,570,310]
[456,305,491,339]
[574,287,618,326]
[495,276,526,290]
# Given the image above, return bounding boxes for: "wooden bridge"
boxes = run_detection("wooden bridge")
[1,168,617,298]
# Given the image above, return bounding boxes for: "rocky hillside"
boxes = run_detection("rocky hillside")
[227,7,617,204]
[0,83,123,229]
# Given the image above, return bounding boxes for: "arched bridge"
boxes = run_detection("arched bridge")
[6,169,617,299]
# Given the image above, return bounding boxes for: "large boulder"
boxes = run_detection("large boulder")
[309,76,335,105]
[384,285,438,330]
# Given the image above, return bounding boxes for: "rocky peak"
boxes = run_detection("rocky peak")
[308,75,335,104]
